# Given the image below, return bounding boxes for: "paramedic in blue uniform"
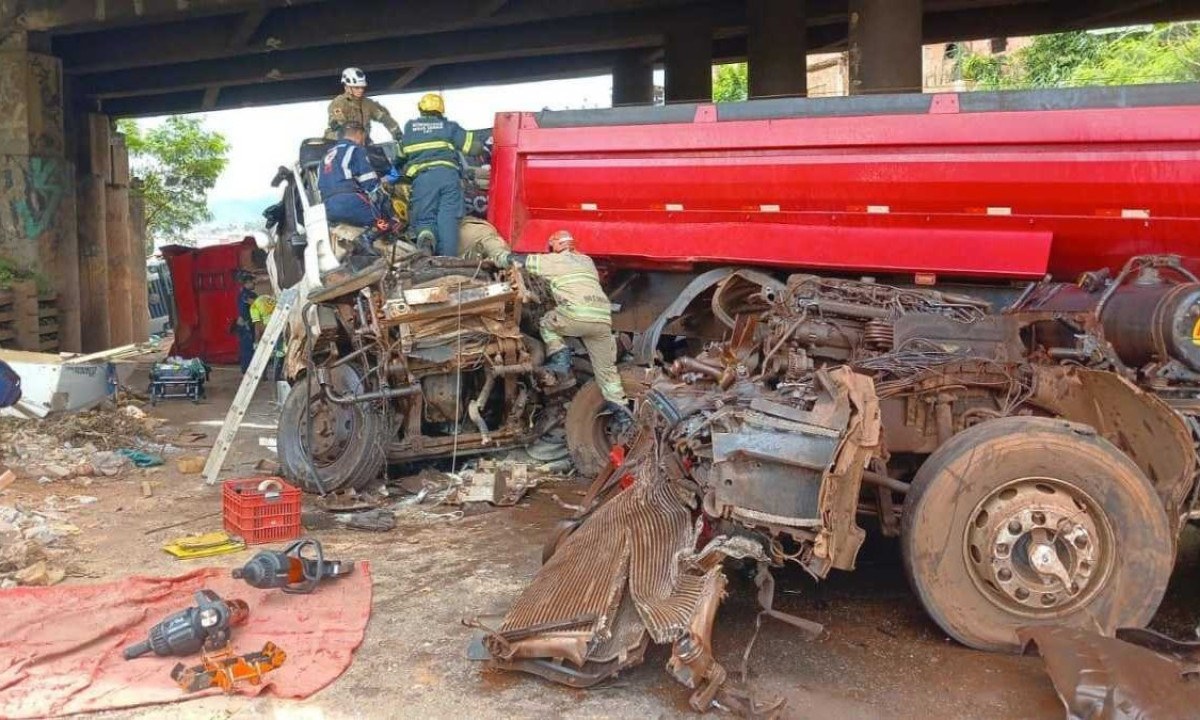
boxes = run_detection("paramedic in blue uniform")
[234,271,257,373]
[317,121,390,230]
[398,93,490,255]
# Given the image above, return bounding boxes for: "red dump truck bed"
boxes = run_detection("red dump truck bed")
[489,84,1200,281]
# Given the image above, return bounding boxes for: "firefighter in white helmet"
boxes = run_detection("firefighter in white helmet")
[325,67,403,142]
[517,230,629,421]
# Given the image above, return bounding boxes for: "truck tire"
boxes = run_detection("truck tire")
[901,416,1173,652]
[277,366,387,494]
[565,366,652,478]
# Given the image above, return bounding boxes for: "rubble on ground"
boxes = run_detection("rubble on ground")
[0,403,172,482]
[0,503,80,587]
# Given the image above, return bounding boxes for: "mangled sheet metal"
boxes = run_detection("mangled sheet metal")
[477,365,880,714]
[1020,626,1200,720]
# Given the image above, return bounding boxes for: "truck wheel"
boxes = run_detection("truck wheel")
[277,366,386,494]
[901,416,1173,652]
[565,366,652,478]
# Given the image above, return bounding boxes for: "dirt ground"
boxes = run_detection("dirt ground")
[5,353,1199,719]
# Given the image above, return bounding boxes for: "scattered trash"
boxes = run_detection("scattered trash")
[141,481,154,498]
[450,460,544,506]
[120,405,147,420]
[163,531,247,560]
[254,458,281,474]
[117,448,164,468]
[70,495,98,505]
[0,505,77,586]
[90,451,131,477]
[302,508,396,532]
[175,455,207,474]
[0,469,14,491]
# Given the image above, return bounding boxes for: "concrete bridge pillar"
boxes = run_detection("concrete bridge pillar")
[748,0,808,99]
[612,51,653,106]
[0,32,81,351]
[848,0,923,95]
[664,14,712,103]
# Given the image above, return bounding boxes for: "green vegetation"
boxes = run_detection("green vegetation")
[116,116,230,252]
[0,256,50,293]
[712,63,748,102]
[961,24,1200,89]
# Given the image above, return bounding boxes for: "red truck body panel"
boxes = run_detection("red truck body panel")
[489,86,1200,281]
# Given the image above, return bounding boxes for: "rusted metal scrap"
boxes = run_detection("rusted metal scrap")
[1020,625,1200,720]
[477,364,879,714]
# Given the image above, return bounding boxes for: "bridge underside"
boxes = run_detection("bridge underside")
[1,0,1199,352]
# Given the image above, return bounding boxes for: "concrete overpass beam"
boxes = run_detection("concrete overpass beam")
[747,0,807,99]
[848,0,922,95]
[0,33,81,351]
[664,14,712,103]
[612,51,652,106]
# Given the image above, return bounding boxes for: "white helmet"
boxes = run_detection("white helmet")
[341,67,367,88]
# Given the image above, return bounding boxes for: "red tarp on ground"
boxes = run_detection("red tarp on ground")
[0,564,372,718]
[162,239,256,365]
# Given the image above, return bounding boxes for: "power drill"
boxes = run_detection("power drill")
[231,537,353,594]
[123,589,249,660]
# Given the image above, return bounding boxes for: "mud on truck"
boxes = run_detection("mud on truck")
[261,88,1200,712]
[466,85,1200,710]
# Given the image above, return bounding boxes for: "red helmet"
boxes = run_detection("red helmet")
[547,230,575,253]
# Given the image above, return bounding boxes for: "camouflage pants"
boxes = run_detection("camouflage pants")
[540,310,625,404]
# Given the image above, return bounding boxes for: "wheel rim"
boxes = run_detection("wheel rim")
[963,476,1114,618]
[303,393,358,468]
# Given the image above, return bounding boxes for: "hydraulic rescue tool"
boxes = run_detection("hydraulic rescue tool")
[231,537,354,594]
[122,590,249,660]
[171,642,287,693]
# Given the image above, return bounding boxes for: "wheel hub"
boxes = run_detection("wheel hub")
[305,396,356,466]
[965,478,1111,617]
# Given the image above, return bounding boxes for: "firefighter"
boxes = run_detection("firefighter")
[458,215,513,267]
[399,93,490,256]
[317,121,390,255]
[517,230,629,420]
[233,271,258,373]
[325,68,403,142]
[249,294,284,381]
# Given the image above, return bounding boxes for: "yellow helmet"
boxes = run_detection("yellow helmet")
[418,93,445,115]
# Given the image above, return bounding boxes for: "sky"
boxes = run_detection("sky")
[149,73,633,229]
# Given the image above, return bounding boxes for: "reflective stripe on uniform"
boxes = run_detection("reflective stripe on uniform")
[557,305,611,322]
[405,159,459,177]
[526,255,540,273]
[462,130,474,152]
[340,146,354,179]
[549,272,596,288]
[403,140,456,154]
[356,171,378,183]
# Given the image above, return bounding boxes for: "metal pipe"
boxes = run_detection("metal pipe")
[862,470,910,495]
[467,370,498,445]
[329,343,375,369]
[322,383,421,405]
[813,299,890,319]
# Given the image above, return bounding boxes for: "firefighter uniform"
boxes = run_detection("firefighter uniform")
[400,114,490,255]
[525,252,626,405]
[318,138,383,227]
[325,94,403,141]
[457,216,513,267]
[235,283,257,373]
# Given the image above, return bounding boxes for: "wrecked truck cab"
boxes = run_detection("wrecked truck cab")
[481,257,1200,710]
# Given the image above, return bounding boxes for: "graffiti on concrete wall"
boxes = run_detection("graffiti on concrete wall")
[0,155,69,271]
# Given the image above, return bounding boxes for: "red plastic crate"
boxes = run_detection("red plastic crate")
[222,477,302,545]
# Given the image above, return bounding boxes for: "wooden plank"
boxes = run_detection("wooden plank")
[11,281,40,351]
[105,181,133,347]
[78,173,111,352]
[129,188,150,343]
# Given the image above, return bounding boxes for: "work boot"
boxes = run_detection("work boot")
[543,348,573,377]
[603,400,634,435]
[416,229,436,254]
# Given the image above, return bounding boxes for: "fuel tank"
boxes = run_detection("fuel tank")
[1015,273,1200,372]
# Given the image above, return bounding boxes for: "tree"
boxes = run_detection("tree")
[961,24,1200,90]
[116,116,230,251]
[713,63,748,102]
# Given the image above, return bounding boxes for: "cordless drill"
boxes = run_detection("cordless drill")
[231,537,353,594]
[123,589,249,660]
